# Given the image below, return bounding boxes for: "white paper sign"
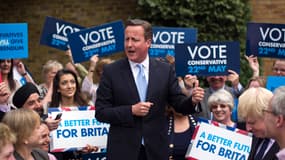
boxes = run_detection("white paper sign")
[49,108,109,152]
[186,121,252,160]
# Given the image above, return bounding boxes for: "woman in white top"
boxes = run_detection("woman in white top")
[0,59,19,112]
[38,60,63,113]
[81,55,113,105]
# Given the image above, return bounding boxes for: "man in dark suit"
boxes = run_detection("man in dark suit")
[95,19,205,160]
[264,86,285,159]
[195,72,243,120]
[247,137,279,160]
[238,87,279,160]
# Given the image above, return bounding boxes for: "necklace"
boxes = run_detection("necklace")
[168,114,197,159]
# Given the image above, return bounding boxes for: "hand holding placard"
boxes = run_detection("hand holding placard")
[175,42,240,77]
[191,80,204,105]
[227,70,240,88]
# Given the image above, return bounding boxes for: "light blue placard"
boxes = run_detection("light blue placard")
[266,76,285,91]
[68,20,124,63]
[0,23,28,59]
[149,27,197,58]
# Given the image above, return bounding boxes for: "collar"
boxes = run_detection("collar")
[129,55,149,69]
[209,85,226,93]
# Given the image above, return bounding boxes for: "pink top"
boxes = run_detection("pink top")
[48,153,57,160]
[276,148,285,160]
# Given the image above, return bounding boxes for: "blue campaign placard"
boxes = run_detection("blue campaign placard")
[149,27,197,58]
[0,23,28,59]
[246,22,285,59]
[68,20,124,63]
[175,41,240,76]
[40,16,84,51]
[266,76,285,92]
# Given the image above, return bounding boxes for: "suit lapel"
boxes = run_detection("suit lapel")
[248,137,261,160]
[250,138,279,160]
[147,58,158,101]
[262,141,279,160]
[120,58,157,102]
[120,58,141,102]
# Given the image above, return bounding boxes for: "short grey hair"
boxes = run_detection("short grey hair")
[207,89,234,111]
[271,86,285,116]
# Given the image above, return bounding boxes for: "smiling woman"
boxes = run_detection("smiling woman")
[48,69,97,160]
[0,59,18,114]
[2,109,49,160]
[207,89,235,127]
[49,69,89,108]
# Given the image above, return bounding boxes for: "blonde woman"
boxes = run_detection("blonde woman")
[38,60,63,113]
[0,123,16,160]
[2,109,49,160]
[81,55,113,105]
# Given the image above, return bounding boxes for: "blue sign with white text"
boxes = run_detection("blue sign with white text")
[149,27,197,58]
[68,20,124,63]
[246,22,285,59]
[175,42,240,76]
[0,23,28,59]
[40,16,84,51]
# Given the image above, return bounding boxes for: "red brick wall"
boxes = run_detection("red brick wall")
[0,0,139,82]
[1,0,284,81]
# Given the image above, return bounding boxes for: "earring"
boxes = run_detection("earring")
[24,140,28,145]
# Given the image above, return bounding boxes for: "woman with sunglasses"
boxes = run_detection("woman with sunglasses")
[207,89,235,127]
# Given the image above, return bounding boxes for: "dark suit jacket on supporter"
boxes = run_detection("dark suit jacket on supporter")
[0,111,5,121]
[236,122,246,131]
[248,137,279,160]
[95,58,198,160]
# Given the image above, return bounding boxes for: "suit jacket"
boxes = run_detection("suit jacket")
[247,137,279,160]
[0,111,5,121]
[95,58,197,160]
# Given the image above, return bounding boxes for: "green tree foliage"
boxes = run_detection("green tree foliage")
[137,0,252,86]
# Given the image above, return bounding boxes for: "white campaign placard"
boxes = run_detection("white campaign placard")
[49,109,109,152]
[186,122,252,160]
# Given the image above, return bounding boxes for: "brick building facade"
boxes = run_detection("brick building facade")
[0,0,139,82]
[0,0,284,82]
[250,0,285,76]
